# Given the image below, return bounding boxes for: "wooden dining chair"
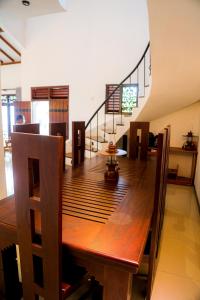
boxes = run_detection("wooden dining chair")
[49,122,67,171]
[129,122,150,160]
[13,123,40,188]
[136,129,169,300]
[13,123,40,134]
[72,121,85,168]
[11,132,90,300]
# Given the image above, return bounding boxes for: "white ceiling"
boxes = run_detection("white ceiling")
[0,0,67,64]
[0,0,66,20]
[0,29,21,65]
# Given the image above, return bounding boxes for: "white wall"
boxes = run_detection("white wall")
[20,0,149,130]
[150,101,200,146]
[150,101,200,203]
[0,67,8,200]
[138,0,200,122]
[1,64,21,90]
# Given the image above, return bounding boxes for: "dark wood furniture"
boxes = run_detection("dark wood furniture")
[12,133,65,299]
[31,85,69,139]
[129,122,150,160]
[0,152,159,299]
[50,122,67,171]
[167,147,198,186]
[72,121,85,168]
[13,123,40,134]
[13,123,40,187]
[145,128,170,299]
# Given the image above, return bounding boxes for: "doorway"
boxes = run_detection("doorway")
[32,101,49,135]
[1,94,16,143]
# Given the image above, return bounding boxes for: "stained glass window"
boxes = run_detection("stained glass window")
[121,84,138,114]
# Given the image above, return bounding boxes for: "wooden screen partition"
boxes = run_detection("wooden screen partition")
[49,100,69,139]
[72,122,85,168]
[11,133,63,300]
[14,101,31,124]
[13,123,40,134]
[129,121,150,160]
[50,123,66,171]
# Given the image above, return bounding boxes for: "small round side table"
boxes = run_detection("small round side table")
[98,149,127,181]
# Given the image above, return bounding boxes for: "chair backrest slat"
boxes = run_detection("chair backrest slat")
[12,132,63,300]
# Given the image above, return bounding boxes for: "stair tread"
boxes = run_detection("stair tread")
[101,129,117,134]
[116,123,124,126]
[65,152,72,158]
[85,145,98,152]
[86,136,107,143]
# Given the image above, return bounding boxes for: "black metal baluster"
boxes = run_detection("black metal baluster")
[144,55,146,88]
[120,85,123,125]
[97,112,99,152]
[112,93,114,134]
[90,122,92,159]
[104,106,106,142]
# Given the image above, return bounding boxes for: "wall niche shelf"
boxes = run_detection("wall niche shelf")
[167,147,198,186]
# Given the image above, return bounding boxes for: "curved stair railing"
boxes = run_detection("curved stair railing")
[85,42,151,156]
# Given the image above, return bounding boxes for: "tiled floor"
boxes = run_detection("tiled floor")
[4,151,14,196]
[151,184,200,300]
[3,153,200,299]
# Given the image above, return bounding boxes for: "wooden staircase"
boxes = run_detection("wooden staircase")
[66,43,151,164]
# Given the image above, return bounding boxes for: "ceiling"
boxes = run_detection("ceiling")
[0,0,66,20]
[0,27,21,66]
[0,0,66,66]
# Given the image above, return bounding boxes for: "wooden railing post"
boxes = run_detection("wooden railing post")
[72,121,85,168]
[129,122,150,160]
[49,122,66,171]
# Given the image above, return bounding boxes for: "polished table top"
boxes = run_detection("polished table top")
[0,155,156,273]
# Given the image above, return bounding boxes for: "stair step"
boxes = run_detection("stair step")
[85,145,98,152]
[86,136,107,143]
[101,129,117,134]
[65,152,72,158]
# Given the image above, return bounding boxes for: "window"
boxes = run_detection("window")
[1,94,16,141]
[105,84,138,114]
[121,84,138,114]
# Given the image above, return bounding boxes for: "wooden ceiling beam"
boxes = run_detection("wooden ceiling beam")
[0,48,15,62]
[0,34,21,57]
[0,61,21,66]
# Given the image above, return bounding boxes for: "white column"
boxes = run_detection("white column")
[0,66,7,199]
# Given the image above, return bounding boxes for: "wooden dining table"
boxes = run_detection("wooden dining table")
[0,154,156,300]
